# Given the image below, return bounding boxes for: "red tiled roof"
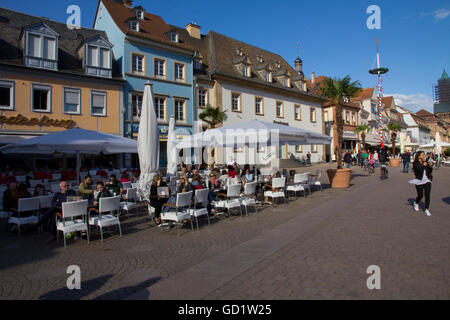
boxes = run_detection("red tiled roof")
[415,109,434,117]
[99,0,193,51]
[352,88,374,101]
[381,96,393,107]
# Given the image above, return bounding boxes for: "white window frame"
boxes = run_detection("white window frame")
[294,104,301,121]
[266,71,271,82]
[154,96,166,121]
[198,88,207,108]
[131,92,143,119]
[63,87,81,115]
[154,58,165,77]
[174,99,186,122]
[171,32,179,43]
[31,84,52,113]
[90,90,107,116]
[132,53,145,74]
[255,97,263,115]
[276,101,284,118]
[243,65,250,77]
[0,80,15,110]
[130,20,139,31]
[310,107,316,123]
[295,145,302,153]
[174,63,184,81]
[25,31,58,70]
[87,45,99,67]
[231,93,241,112]
[311,144,318,153]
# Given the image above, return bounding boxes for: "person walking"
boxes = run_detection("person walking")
[374,151,379,167]
[402,151,411,173]
[409,151,433,216]
[343,151,352,168]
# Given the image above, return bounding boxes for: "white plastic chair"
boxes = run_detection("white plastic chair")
[215,184,242,217]
[161,191,194,234]
[39,195,53,210]
[89,196,122,242]
[287,173,309,198]
[122,182,132,190]
[15,175,27,183]
[240,182,258,216]
[189,189,210,230]
[8,197,40,238]
[309,170,323,191]
[264,177,287,205]
[119,188,137,215]
[57,200,89,248]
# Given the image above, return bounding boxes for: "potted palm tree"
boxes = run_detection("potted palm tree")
[198,104,228,129]
[386,122,402,167]
[319,75,362,188]
[354,124,369,151]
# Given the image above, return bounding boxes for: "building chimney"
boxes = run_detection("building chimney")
[186,23,201,39]
[311,72,315,84]
[295,57,303,74]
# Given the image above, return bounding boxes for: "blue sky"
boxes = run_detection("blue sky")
[2,0,449,112]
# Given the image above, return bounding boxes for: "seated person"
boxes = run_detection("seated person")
[219,170,229,182]
[120,172,130,183]
[42,181,76,242]
[78,176,94,200]
[89,181,113,214]
[149,174,168,225]
[242,168,254,185]
[208,172,223,191]
[191,174,206,190]
[177,174,193,194]
[105,174,123,196]
[2,182,18,213]
[185,165,193,178]
[227,165,237,179]
[33,184,47,197]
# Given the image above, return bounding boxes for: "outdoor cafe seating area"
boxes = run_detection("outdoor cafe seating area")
[0,164,324,247]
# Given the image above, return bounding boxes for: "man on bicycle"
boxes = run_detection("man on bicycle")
[379,147,389,179]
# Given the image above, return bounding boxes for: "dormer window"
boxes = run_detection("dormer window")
[266,71,272,82]
[243,65,250,77]
[136,10,144,20]
[24,23,59,70]
[84,36,113,78]
[171,32,179,43]
[285,77,291,87]
[130,20,139,31]
[236,48,244,56]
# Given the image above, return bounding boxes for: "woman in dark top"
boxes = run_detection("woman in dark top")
[227,165,236,179]
[409,151,433,216]
[149,174,167,225]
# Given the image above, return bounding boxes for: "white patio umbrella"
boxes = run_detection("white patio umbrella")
[137,82,160,201]
[166,116,177,176]
[0,128,138,182]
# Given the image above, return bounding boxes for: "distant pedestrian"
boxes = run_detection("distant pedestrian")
[409,151,433,216]
[343,151,352,168]
[402,151,411,173]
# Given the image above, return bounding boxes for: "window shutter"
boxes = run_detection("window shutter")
[28,34,40,57]
[65,90,79,105]
[44,37,55,60]
[92,93,105,107]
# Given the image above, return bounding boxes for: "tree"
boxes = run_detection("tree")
[198,104,228,129]
[319,75,362,169]
[386,122,402,157]
[354,124,370,151]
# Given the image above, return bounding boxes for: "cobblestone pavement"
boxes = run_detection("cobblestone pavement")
[0,164,449,299]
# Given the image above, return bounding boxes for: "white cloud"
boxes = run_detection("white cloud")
[433,8,450,20]
[385,93,434,113]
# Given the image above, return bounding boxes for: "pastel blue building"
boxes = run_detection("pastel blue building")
[94,0,195,167]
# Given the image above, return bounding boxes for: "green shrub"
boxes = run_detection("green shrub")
[445,147,450,157]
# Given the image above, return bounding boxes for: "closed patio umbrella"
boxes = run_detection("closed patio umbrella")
[137,82,160,201]
[166,116,177,176]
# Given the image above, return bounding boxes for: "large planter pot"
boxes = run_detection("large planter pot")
[326,168,352,188]
[390,158,401,167]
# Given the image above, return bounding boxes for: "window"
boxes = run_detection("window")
[175,63,184,80]
[311,145,318,153]
[276,101,284,118]
[310,108,316,122]
[371,103,377,114]
[130,21,139,31]
[91,91,106,116]
[171,32,179,43]
[324,111,329,122]
[132,54,144,74]
[154,58,165,77]
[243,65,250,77]
[194,59,201,70]
[63,88,81,114]
[255,97,263,115]
[265,71,271,82]
[352,112,356,125]
[231,93,241,112]
[0,81,14,110]
[284,77,290,87]
[43,37,56,60]
[100,48,110,69]
[28,34,41,57]
[136,10,143,19]
[295,145,302,153]
[198,88,207,108]
[131,93,143,118]
[174,99,186,122]
[294,105,301,120]
[87,46,99,66]
[345,111,350,123]
[154,97,166,121]
[31,84,51,112]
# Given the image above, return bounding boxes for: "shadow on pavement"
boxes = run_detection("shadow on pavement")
[94,276,161,300]
[442,197,450,205]
[39,274,114,300]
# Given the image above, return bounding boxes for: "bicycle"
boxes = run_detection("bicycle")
[368,162,375,174]
[380,163,388,179]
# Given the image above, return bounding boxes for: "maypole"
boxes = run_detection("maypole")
[369,38,388,149]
